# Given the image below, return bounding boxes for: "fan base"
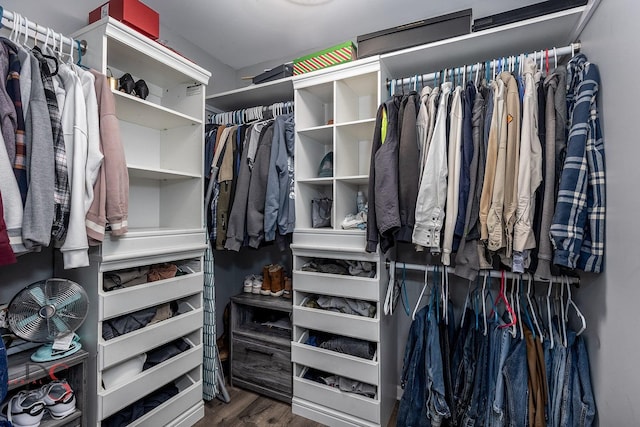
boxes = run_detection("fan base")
[30,341,82,363]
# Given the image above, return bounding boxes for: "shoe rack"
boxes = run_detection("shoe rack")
[67,17,211,427]
[6,350,88,427]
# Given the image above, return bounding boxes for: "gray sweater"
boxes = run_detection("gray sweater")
[536,66,566,279]
[22,49,55,250]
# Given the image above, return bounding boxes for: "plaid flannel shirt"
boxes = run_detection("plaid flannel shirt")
[550,54,605,273]
[32,48,71,243]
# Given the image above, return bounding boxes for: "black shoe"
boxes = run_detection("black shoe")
[133,79,149,100]
[119,73,135,94]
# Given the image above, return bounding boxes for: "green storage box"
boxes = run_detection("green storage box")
[293,41,357,76]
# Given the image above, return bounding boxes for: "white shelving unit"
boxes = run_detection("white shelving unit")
[293,57,381,233]
[290,56,398,427]
[64,17,210,426]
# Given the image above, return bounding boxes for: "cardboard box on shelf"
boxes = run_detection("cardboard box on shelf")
[89,0,159,40]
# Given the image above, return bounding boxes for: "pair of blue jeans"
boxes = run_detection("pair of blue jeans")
[559,332,596,427]
[397,303,452,427]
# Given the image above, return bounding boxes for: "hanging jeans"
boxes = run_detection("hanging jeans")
[502,337,529,426]
[461,328,489,427]
[561,332,596,427]
[451,311,478,426]
[397,305,430,427]
[486,320,514,427]
[426,306,451,427]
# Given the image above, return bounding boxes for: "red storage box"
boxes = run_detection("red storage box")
[89,0,159,40]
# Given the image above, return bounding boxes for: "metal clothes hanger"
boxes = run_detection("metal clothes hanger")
[526,274,544,342]
[565,276,587,336]
[496,271,517,330]
[460,279,473,328]
[384,261,396,315]
[481,272,488,336]
[412,268,429,321]
[546,280,554,349]
[515,276,524,340]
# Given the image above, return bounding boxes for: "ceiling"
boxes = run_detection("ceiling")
[6,0,545,70]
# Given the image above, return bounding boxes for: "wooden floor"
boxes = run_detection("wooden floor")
[195,385,398,426]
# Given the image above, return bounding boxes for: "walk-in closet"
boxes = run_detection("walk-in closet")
[0,0,635,426]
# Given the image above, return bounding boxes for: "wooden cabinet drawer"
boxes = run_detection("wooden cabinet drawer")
[232,337,292,396]
[293,271,379,301]
[292,330,378,386]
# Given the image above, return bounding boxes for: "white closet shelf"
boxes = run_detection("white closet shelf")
[113,90,201,130]
[335,118,376,129]
[127,165,201,180]
[381,6,587,77]
[296,177,334,184]
[298,124,333,134]
[335,176,369,185]
[39,411,83,427]
[74,17,210,87]
[205,77,294,112]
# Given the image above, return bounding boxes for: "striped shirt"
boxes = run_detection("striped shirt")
[550,54,605,273]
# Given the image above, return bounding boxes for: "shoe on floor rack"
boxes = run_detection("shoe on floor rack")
[39,379,76,419]
[1,390,45,427]
[0,379,76,427]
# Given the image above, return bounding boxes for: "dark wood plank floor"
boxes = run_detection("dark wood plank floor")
[195,385,398,426]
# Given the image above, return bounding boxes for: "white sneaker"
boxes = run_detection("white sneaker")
[2,390,45,427]
[252,275,263,294]
[38,380,76,419]
[243,275,254,293]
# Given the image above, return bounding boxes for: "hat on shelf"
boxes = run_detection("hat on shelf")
[317,151,334,178]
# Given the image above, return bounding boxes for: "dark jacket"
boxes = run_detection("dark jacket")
[397,92,420,243]
[366,96,401,253]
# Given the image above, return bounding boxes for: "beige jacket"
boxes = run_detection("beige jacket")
[500,71,521,258]
[479,80,502,242]
[484,78,506,251]
[514,58,543,255]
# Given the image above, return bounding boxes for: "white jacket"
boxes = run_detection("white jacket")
[75,66,104,215]
[513,58,543,269]
[57,63,91,269]
[442,86,464,265]
[413,82,452,252]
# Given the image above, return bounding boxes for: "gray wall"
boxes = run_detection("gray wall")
[575,0,640,424]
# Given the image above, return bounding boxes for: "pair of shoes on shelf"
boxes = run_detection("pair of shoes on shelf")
[283,276,292,299]
[119,73,149,100]
[243,274,263,294]
[261,264,287,297]
[1,380,76,427]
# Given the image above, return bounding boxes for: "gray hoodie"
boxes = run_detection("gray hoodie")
[264,113,294,241]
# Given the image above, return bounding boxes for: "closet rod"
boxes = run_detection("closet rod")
[0,7,87,55]
[387,261,580,286]
[387,42,580,89]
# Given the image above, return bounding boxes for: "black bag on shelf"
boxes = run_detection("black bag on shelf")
[311,198,332,228]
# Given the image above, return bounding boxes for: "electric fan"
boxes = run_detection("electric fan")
[7,278,89,362]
